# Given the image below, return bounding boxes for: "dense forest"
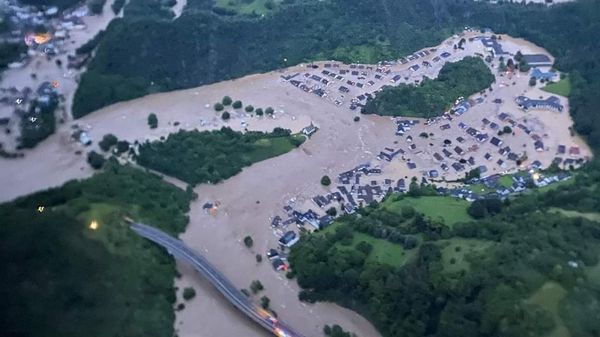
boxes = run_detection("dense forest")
[18,96,59,149]
[0,163,192,337]
[290,186,600,337]
[362,57,494,117]
[136,127,304,185]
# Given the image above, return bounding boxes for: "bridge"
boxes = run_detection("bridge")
[130,222,306,337]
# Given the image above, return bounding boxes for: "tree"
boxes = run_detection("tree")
[245,105,254,112]
[250,280,264,294]
[214,103,224,111]
[503,126,513,134]
[222,96,232,106]
[326,207,337,216]
[147,113,158,129]
[321,175,331,186]
[468,200,487,219]
[255,108,264,116]
[244,235,253,248]
[221,111,230,120]
[232,100,242,109]
[465,167,481,181]
[87,0,104,14]
[98,133,118,152]
[529,77,537,86]
[260,296,270,309]
[353,116,360,122]
[401,205,416,218]
[419,132,428,138]
[87,151,105,169]
[265,107,274,115]
[182,287,196,300]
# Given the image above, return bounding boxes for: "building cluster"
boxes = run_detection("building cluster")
[1,1,90,69]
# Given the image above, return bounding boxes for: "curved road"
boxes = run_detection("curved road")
[130,222,306,337]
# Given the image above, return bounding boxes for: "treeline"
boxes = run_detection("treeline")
[0,42,27,69]
[136,127,303,185]
[0,163,191,337]
[362,57,494,117]
[290,190,600,337]
[72,0,454,116]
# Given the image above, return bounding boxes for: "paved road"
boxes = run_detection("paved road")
[130,222,306,337]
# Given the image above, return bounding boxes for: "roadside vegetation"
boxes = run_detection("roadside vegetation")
[136,127,304,185]
[362,57,494,117]
[0,163,192,337]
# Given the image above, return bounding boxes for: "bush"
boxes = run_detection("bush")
[222,96,232,106]
[214,103,224,111]
[87,151,105,169]
[250,280,264,294]
[232,100,242,109]
[353,116,360,122]
[111,0,125,14]
[115,140,130,154]
[260,295,270,309]
[321,175,331,186]
[255,108,264,116]
[182,287,196,300]
[326,207,337,216]
[98,133,118,152]
[245,105,254,112]
[503,126,513,134]
[221,111,230,120]
[147,113,158,129]
[243,235,253,248]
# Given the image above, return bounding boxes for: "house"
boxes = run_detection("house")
[490,137,502,147]
[521,54,553,67]
[279,231,299,247]
[515,95,563,112]
[480,37,507,56]
[531,68,557,81]
[302,123,318,137]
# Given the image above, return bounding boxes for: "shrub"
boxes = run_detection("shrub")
[232,100,242,109]
[115,140,130,154]
[326,207,337,216]
[221,111,230,120]
[265,107,274,115]
[214,103,224,111]
[260,296,270,309]
[255,108,264,116]
[222,96,232,106]
[321,175,331,186]
[243,235,253,248]
[250,280,264,294]
[87,151,105,169]
[147,113,158,129]
[98,133,118,152]
[182,287,196,300]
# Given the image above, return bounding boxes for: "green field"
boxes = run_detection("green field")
[246,134,304,162]
[322,223,415,268]
[214,0,281,15]
[543,76,572,97]
[438,238,493,274]
[383,196,472,227]
[527,282,571,337]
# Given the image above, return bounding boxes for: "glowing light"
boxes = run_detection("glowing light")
[33,32,52,44]
[37,206,45,213]
[51,81,60,88]
[532,172,541,181]
[89,220,99,230]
